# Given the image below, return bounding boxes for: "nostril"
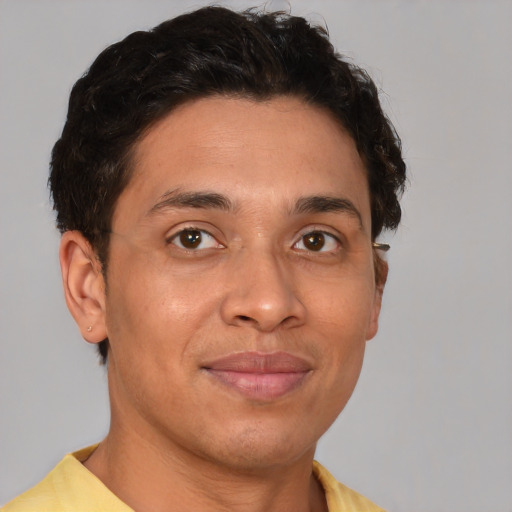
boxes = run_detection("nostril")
[238,315,252,322]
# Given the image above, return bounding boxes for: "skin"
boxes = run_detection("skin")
[60,96,386,512]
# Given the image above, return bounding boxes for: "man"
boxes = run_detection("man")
[2,6,405,512]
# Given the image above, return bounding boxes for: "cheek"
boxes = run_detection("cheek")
[103,262,211,413]
[307,273,376,336]
[105,254,221,362]
[306,275,374,385]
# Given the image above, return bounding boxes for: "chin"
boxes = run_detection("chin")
[199,421,319,473]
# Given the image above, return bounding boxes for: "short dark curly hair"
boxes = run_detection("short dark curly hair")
[50,6,406,363]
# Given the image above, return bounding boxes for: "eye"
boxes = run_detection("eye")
[293,230,340,253]
[168,228,222,251]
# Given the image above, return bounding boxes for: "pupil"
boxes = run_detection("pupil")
[180,230,202,248]
[304,232,325,251]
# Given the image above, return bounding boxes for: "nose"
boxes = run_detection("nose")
[220,249,306,332]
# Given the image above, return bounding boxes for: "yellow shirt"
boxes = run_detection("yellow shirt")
[2,446,385,512]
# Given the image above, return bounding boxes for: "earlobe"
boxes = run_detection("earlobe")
[59,231,107,344]
[366,258,388,341]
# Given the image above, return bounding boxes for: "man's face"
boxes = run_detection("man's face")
[102,96,383,470]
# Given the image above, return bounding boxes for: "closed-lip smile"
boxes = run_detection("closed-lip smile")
[202,351,312,401]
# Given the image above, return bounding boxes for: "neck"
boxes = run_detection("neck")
[83,419,327,512]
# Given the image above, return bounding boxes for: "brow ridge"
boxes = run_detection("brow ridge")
[147,190,362,228]
[148,189,233,216]
[293,195,363,226]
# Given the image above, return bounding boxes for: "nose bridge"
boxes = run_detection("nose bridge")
[220,244,305,331]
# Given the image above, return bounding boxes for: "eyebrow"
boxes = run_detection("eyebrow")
[293,196,363,227]
[147,189,233,216]
[147,189,362,227]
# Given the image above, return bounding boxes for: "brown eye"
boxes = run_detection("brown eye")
[303,232,325,251]
[169,228,221,251]
[179,229,202,248]
[294,230,340,253]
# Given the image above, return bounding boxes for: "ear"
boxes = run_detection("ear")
[59,231,107,343]
[366,256,388,340]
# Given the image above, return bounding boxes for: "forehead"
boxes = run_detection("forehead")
[114,95,371,231]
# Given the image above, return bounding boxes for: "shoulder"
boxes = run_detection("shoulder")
[2,454,74,512]
[1,446,131,512]
[313,461,386,512]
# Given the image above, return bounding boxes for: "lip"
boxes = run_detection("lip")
[202,351,312,401]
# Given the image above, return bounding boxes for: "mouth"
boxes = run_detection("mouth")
[202,351,312,401]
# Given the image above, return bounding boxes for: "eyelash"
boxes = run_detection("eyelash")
[166,227,224,251]
[166,226,342,255]
[293,230,341,253]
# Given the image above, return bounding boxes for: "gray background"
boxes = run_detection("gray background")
[1,1,511,511]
